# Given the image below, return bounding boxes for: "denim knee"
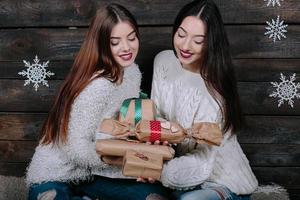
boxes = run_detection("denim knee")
[28,182,73,200]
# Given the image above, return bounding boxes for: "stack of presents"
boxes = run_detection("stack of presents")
[95,93,223,180]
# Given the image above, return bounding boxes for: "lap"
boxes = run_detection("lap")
[28,181,82,200]
[175,185,250,200]
[76,176,170,200]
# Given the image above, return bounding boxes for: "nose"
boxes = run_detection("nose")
[182,38,191,50]
[121,40,130,52]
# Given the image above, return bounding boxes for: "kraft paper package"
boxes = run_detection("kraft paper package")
[96,139,175,160]
[99,119,223,145]
[122,150,163,180]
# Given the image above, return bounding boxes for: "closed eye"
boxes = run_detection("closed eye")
[178,32,185,38]
[128,36,136,41]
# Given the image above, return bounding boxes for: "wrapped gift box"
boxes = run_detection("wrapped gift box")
[96,139,175,160]
[118,98,156,125]
[99,119,222,145]
[122,150,162,180]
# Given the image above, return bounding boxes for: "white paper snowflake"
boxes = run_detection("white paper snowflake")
[265,16,288,43]
[269,73,300,108]
[264,0,283,7]
[18,55,54,91]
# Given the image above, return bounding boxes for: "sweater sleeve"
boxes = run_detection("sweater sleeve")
[151,52,165,119]
[62,78,114,169]
[160,95,225,190]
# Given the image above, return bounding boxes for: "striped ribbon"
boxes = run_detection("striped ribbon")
[120,92,148,125]
[149,120,161,142]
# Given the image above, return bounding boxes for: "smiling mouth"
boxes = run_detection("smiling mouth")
[180,50,193,59]
[119,53,133,61]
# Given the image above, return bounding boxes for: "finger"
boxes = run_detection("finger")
[148,177,155,183]
[154,140,160,145]
[163,141,169,146]
[137,177,147,183]
[136,177,144,182]
[146,141,152,145]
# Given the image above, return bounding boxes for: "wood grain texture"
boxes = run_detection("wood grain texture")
[0,26,299,62]
[2,59,300,82]
[1,114,300,144]
[1,80,300,115]
[1,140,299,166]
[0,0,299,27]
[0,0,299,196]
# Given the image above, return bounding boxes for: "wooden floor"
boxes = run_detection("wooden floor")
[0,0,299,199]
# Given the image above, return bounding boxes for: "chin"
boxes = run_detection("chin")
[119,60,134,67]
[178,58,193,65]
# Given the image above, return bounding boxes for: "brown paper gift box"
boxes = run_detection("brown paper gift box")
[118,99,156,125]
[122,150,162,180]
[96,139,175,160]
[99,119,223,146]
[98,119,185,143]
[136,120,186,143]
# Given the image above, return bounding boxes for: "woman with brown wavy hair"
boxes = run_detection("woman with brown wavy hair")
[26,3,169,200]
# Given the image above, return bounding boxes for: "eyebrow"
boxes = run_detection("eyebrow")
[110,30,136,39]
[178,27,205,37]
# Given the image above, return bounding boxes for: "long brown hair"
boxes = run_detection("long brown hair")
[40,4,139,145]
[173,0,242,133]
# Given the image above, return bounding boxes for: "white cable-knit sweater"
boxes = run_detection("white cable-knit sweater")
[151,50,258,195]
[26,63,141,186]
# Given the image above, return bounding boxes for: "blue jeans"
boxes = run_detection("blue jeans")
[173,185,250,200]
[28,181,82,200]
[28,176,170,200]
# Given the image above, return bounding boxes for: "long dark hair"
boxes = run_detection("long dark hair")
[40,4,139,145]
[173,0,242,133]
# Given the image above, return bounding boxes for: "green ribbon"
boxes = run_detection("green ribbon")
[134,99,142,125]
[120,92,148,125]
[139,92,148,99]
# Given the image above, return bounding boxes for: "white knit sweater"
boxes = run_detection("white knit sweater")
[151,50,258,195]
[26,63,141,186]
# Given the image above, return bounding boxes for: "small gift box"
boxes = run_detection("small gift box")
[118,98,156,125]
[122,150,163,180]
[96,139,175,160]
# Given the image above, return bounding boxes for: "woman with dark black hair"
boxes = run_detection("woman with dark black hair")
[151,0,258,199]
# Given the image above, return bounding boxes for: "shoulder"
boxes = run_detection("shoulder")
[154,50,176,66]
[87,77,115,93]
[153,50,178,79]
[76,77,115,103]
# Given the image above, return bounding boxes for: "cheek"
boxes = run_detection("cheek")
[110,46,119,56]
[173,38,182,54]
[173,36,181,48]
[131,40,139,51]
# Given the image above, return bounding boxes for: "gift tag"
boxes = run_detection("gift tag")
[134,152,149,161]
[171,126,178,133]
[161,121,171,129]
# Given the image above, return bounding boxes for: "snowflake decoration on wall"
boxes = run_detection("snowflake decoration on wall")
[265,16,288,42]
[18,55,54,91]
[264,0,284,7]
[269,73,300,108]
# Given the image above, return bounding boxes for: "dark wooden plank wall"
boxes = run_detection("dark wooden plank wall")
[0,0,299,199]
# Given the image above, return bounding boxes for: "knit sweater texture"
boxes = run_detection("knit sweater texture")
[151,50,258,195]
[26,63,141,186]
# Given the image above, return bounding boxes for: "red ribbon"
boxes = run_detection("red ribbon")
[149,120,161,142]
